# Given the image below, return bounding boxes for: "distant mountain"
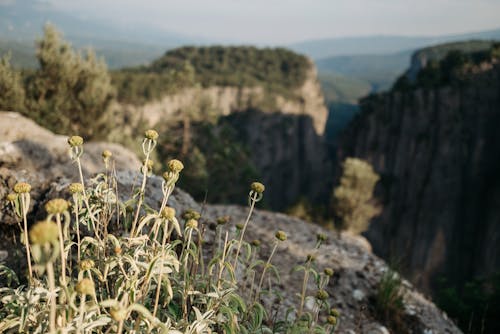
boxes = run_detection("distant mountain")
[0,0,206,68]
[291,28,500,59]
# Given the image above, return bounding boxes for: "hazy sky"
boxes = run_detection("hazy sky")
[48,0,500,44]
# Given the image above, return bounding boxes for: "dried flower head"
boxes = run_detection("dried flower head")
[324,268,334,277]
[14,182,31,194]
[79,259,95,271]
[250,182,265,194]
[75,278,95,295]
[327,315,337,326]
[307,254,316,262]
[102,149,112,159]
[182,209,201,221]
[29,220,59,245]
[45,198,70,214]
[68,135,84,147]
[161,206,176,220]
[275,230,287,242]
[167,159,184,173]
[68,183,84,194]
[216,215,230,225]
[251,239,261,247]
[6,193,17,202]
[235,223,244,230]
[316,289,329,301]
[144,129,159,141]
[186,219,198,229]
[110,307,128,322]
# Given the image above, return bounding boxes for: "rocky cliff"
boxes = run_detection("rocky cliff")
[0,112,460,333]
[337,63,500,294]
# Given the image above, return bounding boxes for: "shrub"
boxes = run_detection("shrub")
[331,157,380,234]
[373,269,406,332]
[0,130,338,333]
[0,53,25,112]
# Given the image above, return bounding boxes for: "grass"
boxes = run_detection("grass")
[0,129,340,333]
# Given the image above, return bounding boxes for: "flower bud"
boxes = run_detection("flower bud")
[79,259,95,271]
[275,230,287,242]
[216,215,230,225]
[75,278,95,296]
[110,307,128,322]
[250,182,265,194]
[327,315,337,325]
[68,135,84,147]
[306,254,316,262]
[45,198,70,214]
[167,159,184,173]
[317,233,327,243]
[316,289,329,301]
[330,308,340,317]
[144,129,159,141]
[68,183,84,194]
[160,206,176,220]
[102,150,112,159]
[324,268,334,277]
[186,219,198,229]
[251,239,261,247]
[235,223,244,230]
[29,220,59,245]
[14,182,31,194]
[182,209,201,221]
[6,193,17,202]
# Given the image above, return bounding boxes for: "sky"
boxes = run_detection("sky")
[46,0,500,44]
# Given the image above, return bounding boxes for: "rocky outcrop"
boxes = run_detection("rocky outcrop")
[117,61,328,136]
[0,113,460,333]
[337,64,500,294]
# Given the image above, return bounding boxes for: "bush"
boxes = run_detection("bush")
[0,53,25,112]
[23,24,115,139]
[331,157,380,234]
[0,130,339,333]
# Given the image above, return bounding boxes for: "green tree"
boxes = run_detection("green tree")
[25,24,114,139]
[0,53,25,112]
[332,157,380,234]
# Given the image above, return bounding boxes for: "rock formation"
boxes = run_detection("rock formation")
[0,112,461,333]
[337,63,500,294]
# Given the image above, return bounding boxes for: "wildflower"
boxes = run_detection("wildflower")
[275,230,287,242]
[186,219,198,229]
[110,307,128,322]
[217,215,230,225]
[317,233,327,243]
[45,198,70,214]
[79,259,95,271]
[29,220,59,245]
[68,183,84,194]
[6,193,17,202]
[182,209,201,221]
[251,239,261,247]
[324,268,334,277]
[327,315,337,325]
[68,135,84,147]
[306,254,316,262]
[14,182,31,194]
[167,159,184,173]
[316,289,329,301]
[144,129,159,141]
[250,182,265,194]
[161,206,176,220]
[330,308,340,317]
[102,149,112,159]
[75,278,95,296]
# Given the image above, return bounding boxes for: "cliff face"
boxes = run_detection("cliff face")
[117,62,328,136]
[338,64,500,293]
[116,61,331,209]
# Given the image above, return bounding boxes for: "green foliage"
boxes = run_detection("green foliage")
[0,131,338,333]
[0,53,26,112]
[113,46,311,104]
[437,273,500,334]
[331,158,380,234]
[23,24,115,139]
[373,269,405,332]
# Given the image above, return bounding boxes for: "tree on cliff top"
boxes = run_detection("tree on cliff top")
[332,157,381,234]
[24,24,115,139]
